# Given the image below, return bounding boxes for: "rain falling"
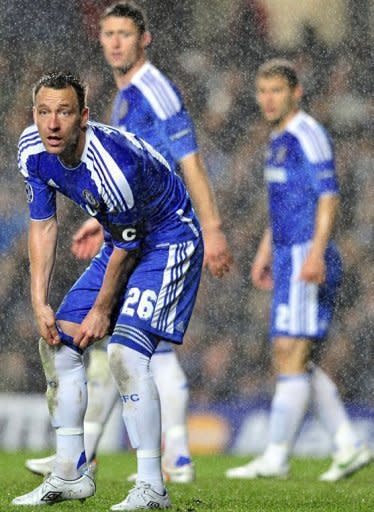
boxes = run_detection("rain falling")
[0,0,372,460]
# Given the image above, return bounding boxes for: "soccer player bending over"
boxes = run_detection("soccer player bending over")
[13,70,203,510]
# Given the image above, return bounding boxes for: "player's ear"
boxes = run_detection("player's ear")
[142,31,152,49]
[294,84,303,102]
[80,107,89,128]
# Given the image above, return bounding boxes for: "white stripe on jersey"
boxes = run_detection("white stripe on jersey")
[289,242,318,336]
[18,126,45,177]
[288,111,333,164]
[132,62,181,120]
[151,241,194,334]
[84,128,134,211]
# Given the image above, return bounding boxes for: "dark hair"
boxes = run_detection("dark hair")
[257,59,299,89]
[32,71,87,112]
[100,1,148,34]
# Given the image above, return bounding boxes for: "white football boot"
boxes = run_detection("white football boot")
[319,444,372,482]
[127,456,195,484]
[111,482,171,511]
[225,455,289,479]
[11,473,95,506]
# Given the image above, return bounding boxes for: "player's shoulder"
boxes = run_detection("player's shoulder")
[131,61,183,120]
[18,124,43,154]
[87,121,140,151]
[85,121,146,168]
[286,111,333,163]
[18,124,45,176]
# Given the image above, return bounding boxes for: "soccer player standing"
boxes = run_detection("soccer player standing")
[26,1,233,483]
[226,59,372,482]
[13,71,203,509]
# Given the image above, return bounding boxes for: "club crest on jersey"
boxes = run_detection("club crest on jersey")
[274,146,287,165]
[25,183,34,203]
[83,189,100,209]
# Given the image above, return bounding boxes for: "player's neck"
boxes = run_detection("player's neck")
[113,56,148,90]
[274,107,300,132]
[59,132,86,168]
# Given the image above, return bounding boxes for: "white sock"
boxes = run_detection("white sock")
[108,343,163,493]
[84,341,119,462]
[266,373,311,464]
[39,340,87,480]
[311,365,359,451]
[55,429,85,480]
[151,347,190,463]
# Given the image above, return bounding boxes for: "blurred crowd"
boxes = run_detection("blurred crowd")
[0,0,372,408]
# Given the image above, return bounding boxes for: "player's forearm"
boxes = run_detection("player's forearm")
[28,218,58,308]
[93,247,137,313]
[180,153,223,232]
[311,194,339,255]
[255,228,272,263]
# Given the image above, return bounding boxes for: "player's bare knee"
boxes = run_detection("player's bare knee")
[273,338,311,373]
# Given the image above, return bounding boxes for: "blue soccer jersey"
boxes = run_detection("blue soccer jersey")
[18,121,200,251]
[110,62,199,171]
[264,111,339,246]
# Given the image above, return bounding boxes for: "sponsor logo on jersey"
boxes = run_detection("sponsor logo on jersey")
[25,183,34,203]
[264,166,287,183]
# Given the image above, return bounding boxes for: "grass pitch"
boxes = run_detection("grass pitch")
[1,451,373,511]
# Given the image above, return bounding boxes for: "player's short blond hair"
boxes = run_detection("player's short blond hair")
[257,59,299,89]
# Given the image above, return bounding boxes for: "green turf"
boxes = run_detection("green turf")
[1,452,373,511]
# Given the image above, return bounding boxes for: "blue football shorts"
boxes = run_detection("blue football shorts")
[56,238,203,349]
[270,241,342,341]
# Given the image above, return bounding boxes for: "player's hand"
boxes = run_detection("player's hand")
[71,218,104,260]
[203,228,233,278]
[299,251,326,284]
[251,261,273,290]
[73,306,111,350]
[33,304,61,346]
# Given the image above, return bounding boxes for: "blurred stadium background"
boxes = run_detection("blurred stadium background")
[0,0,372,456]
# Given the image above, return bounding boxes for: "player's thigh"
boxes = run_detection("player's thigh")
[113,239,204,348]
[272,336,313,374]
[56,244,115,325]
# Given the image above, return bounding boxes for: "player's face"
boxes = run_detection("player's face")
[100,16,149,75]
[33,86,89,166]
[256,76,302,129]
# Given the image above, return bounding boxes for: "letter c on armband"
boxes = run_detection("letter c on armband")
[122,228,137,241]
